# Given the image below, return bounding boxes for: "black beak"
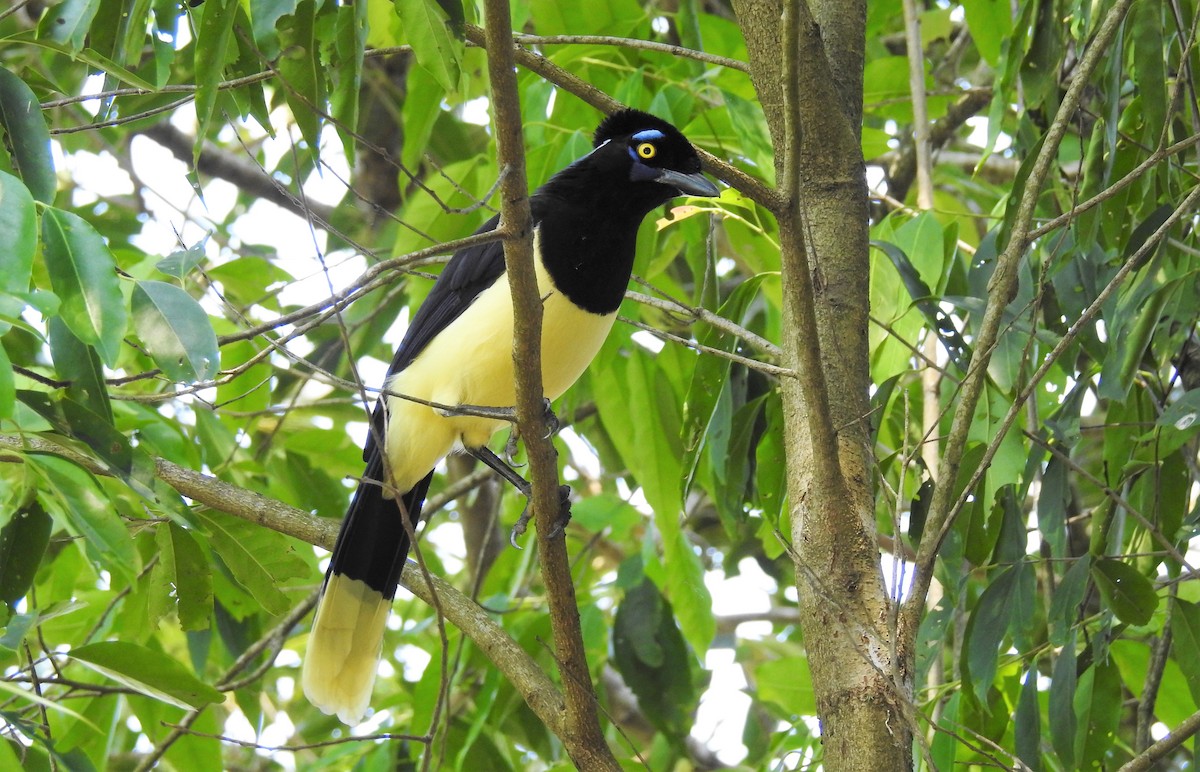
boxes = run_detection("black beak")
[654,168,720,197]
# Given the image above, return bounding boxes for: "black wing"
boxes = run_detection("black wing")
[389,213,505,376]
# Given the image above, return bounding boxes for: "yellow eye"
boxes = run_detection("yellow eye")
[636,142,657,159]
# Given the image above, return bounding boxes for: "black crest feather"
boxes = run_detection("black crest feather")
[593,109,680,147]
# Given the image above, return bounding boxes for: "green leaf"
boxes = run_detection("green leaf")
[963,564,1018,704]
[1076,660,1123,768]
[961,0,1012,66]
[1092,558,1158,626]
[0,501,52,606]
[1131,0,1166,144]
[156,524,213,632]
[754,656,815,715]
[27,454,138,581]
[37,0,101,51]
[1154,389,1200,454]
[1171,600,1200,708]
[193,0,239,157]
[871,238,969,370]
[132,280,220,382]
[250,0,298,59]
[0,67,56,204]
[1049,633,1077,769]
[276,0,326,153]
[396,0,464,93]
[41,208,127,367]
[680,273,771,502]
[331,0,367,163]
[69,641,224,710]
[612,578,697,737]
[198,511,308,616]
[155,243,207,280]
[0,171,37,303]
[1014,666,1042,771]
[48,316,113,425]
[0,343,12,421]
[1049,556,1090,647]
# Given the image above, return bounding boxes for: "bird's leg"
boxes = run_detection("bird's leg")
[466,445,571,547]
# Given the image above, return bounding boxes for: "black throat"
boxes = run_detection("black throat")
[531,157,676,315]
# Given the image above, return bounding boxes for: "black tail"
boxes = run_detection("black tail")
[327,453,434,600]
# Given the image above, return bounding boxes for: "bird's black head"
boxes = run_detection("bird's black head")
[593,109,719,204]
[546,109,718,217]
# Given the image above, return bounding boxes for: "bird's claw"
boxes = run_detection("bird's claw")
[540,398,561,438]
[509,484,572,549]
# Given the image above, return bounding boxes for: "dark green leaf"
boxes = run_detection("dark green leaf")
[1171,600,1200,708]
[331,0,367,163]
[0,67,56,204]
[1093,558,1158,626]
[156,523,213,632]
[964,565,1018,704]
[70,641,224,710]
[1037,453,1069,559]
[1079,660,1123,769]
[1014,666,1042,771]
[0,501,52,606]
[612,578,697,737]
[1131,0,1166,144]
[131,280,220,382]
[1049,556,1090,646]
[48,316,112,425]
[1049,633,1077,769]
[41,208,127,366]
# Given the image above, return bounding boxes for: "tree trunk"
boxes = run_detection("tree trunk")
[733,0,913,768]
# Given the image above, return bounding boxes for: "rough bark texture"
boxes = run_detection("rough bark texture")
[732,0,913,768]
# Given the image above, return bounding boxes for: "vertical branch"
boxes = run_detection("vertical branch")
[480,2,618,769]
[778,0,849,501]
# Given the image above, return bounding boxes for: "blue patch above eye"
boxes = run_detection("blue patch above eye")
[631,129,666,142]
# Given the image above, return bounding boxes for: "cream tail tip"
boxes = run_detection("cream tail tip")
[301,574,391,725]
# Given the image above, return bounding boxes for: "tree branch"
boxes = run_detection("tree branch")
[900,0,1137,654]
[481,2,619,768]
[463,24,782,211]
[0,433,568,737]
[137,122,337,224]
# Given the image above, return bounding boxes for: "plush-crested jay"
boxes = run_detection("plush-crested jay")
[302,109,719,724]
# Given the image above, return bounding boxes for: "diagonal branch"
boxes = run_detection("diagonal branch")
[463,24,782,211]
[899,0,1137,654]
[0,433,568,737]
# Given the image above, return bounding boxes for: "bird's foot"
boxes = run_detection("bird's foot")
[539,398,561,438]
[509,484,572,548]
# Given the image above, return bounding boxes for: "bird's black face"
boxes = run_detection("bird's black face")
[589,109,720,209]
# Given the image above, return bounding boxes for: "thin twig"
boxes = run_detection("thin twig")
[511,33,750,72]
